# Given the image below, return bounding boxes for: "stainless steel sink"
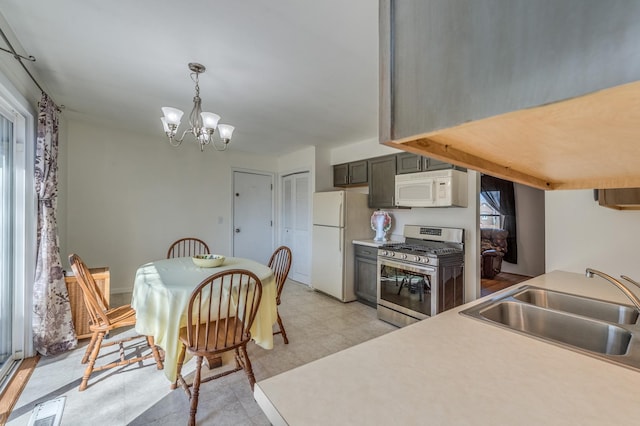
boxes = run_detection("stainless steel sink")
[478,301,631,355]
[512,287,639,325]
[461,285,640,371]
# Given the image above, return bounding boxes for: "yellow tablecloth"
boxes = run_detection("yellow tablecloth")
[131,256,277,382]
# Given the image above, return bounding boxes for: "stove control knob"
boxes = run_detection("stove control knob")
[381,250,387,256]
[415,256,421,262]
[390,252,395,257]
[400,254,407,260]
[423,257,430,264]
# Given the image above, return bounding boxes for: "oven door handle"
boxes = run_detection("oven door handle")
[378,258,437,273]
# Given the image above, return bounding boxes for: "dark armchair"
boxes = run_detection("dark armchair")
[480,228,509,279]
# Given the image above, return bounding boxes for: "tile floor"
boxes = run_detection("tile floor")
[8,281,396,425]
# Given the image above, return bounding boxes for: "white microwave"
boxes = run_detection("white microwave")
[394,169,468,208]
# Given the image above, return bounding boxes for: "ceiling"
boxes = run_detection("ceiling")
[0,0,379,155]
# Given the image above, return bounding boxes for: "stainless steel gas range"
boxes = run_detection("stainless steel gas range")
[377,225,465,327]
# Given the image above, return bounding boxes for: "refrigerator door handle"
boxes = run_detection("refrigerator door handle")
[339,229,343,252]
[338,202,343,227]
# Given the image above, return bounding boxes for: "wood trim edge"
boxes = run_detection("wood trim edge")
[382,138,555,190]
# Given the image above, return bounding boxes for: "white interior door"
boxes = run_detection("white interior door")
[281,172,311,285]
[233,171,273,264]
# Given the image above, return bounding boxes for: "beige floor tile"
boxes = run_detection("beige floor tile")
[8,280,396,425]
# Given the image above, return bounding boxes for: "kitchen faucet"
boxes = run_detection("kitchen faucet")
[585,268,640,311]
[621,275,640,290]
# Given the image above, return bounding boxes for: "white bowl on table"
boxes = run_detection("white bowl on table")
[192,254,225,268]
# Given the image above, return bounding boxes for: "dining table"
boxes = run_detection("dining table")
[131,256,278,382]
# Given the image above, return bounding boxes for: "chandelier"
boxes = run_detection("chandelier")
[161,63,235,152]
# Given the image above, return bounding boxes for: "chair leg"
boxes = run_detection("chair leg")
[82,331,99,364]
[239,344,256,390]
[276,311,289,344]
[189,356,203,426]
[172,343,186,390]
[79,331,105,391]
[147,336,164,370]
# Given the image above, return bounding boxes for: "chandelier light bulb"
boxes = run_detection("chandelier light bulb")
[217,124,235,141]
[200,112,221,130]
[161,107,183,126]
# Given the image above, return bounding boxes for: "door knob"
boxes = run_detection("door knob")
[235,228,241,233]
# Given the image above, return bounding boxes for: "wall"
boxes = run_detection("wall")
[546,189,640,278]
[314,145,332,192]
[500,183,545,277]
[330,137,400,164]
[62,119,279,293]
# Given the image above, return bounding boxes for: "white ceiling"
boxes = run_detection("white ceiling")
[0,0,379,155]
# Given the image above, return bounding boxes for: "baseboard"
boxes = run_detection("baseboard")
[0,356,40,424]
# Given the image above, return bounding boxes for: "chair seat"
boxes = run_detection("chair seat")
[89,304,137,332]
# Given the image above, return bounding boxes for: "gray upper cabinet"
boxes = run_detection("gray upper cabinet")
[396,152,460,175]
[368,155,396,208]
[334,160,368,187]
[395,152,423,174]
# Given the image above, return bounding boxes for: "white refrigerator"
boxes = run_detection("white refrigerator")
[311,191,373,302]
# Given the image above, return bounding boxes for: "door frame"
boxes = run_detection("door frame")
[230,168,276,260]
[0,74,37,379]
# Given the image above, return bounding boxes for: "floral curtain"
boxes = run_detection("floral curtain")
[33,92,77,356]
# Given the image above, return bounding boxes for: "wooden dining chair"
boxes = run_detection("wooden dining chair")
[174,269,263,426]
[268,246,292,344]
[167,237,210,259]
[68,254,164,391]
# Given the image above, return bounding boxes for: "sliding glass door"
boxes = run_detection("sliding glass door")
[0,83,32,390]
[0,109,14,377]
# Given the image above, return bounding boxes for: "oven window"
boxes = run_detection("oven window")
[379,263,433,317]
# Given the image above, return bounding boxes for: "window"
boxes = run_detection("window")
[480,191,502,229]
[480,174,518,264]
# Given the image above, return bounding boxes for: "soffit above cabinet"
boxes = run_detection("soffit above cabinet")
[380,0,640,191]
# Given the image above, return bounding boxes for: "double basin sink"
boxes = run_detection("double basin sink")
[461,285,640,371]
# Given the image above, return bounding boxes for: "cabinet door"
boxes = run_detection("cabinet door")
[354,254,378,307]
[368,155,396,208]
[425,156,451,171]
[396,152,424,174]
[333,163,349,186]
[349,160,368,185]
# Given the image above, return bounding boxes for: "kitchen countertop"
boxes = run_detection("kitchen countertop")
[254,271,640,425]
[352,238,403,248]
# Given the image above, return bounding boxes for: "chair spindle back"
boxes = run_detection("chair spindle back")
[185,269,262,353]
[68,253,111,328]
[268,246,292,304]
[167,237,210,259]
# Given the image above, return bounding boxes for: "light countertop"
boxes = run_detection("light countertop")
[352,238,403,248]
[254,271,640,425]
